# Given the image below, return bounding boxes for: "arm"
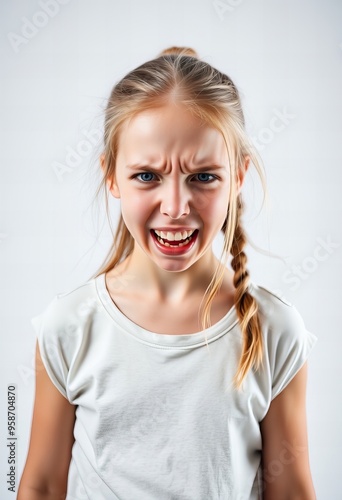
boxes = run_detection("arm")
[259,362,316,500]
[17,340,76,500]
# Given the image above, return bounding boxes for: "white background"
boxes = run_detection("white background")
[1,0,341,497]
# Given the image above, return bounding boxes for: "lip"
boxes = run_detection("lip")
[150,229,198,256]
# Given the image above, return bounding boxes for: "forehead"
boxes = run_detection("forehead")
[117,105,228,164]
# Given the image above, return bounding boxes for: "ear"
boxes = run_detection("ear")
[100,153,121,199]
[237,156,250,194]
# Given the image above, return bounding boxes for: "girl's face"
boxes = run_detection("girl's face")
[108,103,245,273]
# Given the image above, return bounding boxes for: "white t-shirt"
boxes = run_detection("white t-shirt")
[31,273,318,500]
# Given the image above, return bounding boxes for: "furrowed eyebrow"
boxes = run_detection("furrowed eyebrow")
[126,164,160,170]
[186,165,226,172]
[125,164,226,172]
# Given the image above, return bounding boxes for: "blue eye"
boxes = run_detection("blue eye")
[136,172,156,182]
[194,173,216,182]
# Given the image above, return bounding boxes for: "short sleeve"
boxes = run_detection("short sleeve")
[269,305,318,400]
[31,298,69,400]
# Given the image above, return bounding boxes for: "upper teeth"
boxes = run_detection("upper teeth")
[154,229,195,241]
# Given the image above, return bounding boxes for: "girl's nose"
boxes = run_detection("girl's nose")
[159,181,190,219]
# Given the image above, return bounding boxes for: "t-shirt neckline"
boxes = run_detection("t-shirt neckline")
[94,272,241,349]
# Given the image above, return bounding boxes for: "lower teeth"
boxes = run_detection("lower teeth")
[156,235,192,247]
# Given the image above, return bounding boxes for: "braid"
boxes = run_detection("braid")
[230,195,264,390]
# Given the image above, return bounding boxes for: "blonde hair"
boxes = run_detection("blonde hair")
[90,46,269,390]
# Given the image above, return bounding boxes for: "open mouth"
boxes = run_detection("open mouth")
[150,229,199,255]
[151,229,198,248]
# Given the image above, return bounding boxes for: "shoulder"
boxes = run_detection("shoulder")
[30,278,99,401]
[31,277,100,335]
[248,282,318,401]
[248,281,307,337]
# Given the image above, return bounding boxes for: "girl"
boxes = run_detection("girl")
[18,47,318,500]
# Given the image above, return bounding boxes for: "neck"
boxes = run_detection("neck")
[120,244,225,304]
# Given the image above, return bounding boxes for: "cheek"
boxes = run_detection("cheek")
[120,191,152,230]
[195,189,229,224]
